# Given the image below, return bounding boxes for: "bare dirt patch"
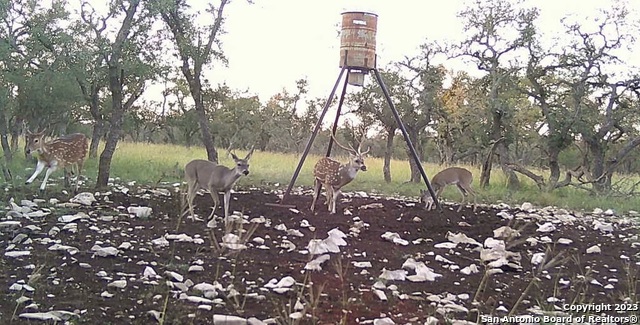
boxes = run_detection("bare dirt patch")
[1,184,639,324]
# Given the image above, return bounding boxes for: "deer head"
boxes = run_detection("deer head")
[228,146,254,176]
[311,133,370,214]
[331,133,370,171]
[184,146,255,220]
[25,129,47,156]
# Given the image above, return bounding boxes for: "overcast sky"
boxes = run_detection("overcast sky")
[202,0,639,103]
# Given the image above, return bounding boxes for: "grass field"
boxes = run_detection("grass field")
[4,141,640,213]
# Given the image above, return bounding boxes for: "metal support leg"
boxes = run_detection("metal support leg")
[326,68,350,156]
[373,68,441,210]
[280,66,347,203]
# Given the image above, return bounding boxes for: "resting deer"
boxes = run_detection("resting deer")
[184,148,254,220]
[420,166,477,212]
[311,134,370,214]
[25,130,88,192]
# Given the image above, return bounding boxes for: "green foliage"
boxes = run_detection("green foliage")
[1,0,640,198]
[6,141,638,214]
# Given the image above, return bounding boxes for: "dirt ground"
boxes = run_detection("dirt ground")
[1,183,639,324]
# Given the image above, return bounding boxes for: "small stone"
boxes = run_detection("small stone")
[586,245,601,254]
[101,291,115,298]
[107,280,127,289]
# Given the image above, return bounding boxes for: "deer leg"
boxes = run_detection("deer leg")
[434,188,444,212]
[26,161,46,185]
[223,190,231,219]
[425,197,434,211]
[39,164,58,191]
[456,184,467,212]
[186,181,198,219]
[208,190,220,220]
[326,186,334,212]
[331,188,341,214]
[310,179,322,212]
[63,165,76,190]
[62,167,71,188]
[422,189,436,211]
[466,186,478,212]
[74,161,84,193]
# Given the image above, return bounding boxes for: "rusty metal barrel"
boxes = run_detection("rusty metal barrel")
[339,11,378,71]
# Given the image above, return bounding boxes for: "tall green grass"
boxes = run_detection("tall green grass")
[4,141,640,213]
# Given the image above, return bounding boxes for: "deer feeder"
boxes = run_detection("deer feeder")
[339,11,378,86]
[270,11,441,213]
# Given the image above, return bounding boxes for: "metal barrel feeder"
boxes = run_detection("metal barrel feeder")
[340,11,377,86]
[268,10,441,211]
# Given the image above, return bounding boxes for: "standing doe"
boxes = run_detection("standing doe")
[25,130,88,192]
[311,134,370,214]
[420,166,477,212]
[184,148,254,220]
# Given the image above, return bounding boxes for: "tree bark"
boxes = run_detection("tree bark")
[97,67,126,188]
[89,119,105,158]
[585,136,607,192]
[189,81,218,162]
[507,163,545,189]
[10,116,22,153]
[1,115,13,185]
[405,126,423,183]
[0,107,12,162]
[480,138,500,188]
[160,0,229,164]
[383,126,396,183]
[496,141,520,190]
[78,80,105,159]
[96,0,141,188]
[546,146,561,190]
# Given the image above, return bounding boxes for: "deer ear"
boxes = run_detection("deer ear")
[230,152,240,161]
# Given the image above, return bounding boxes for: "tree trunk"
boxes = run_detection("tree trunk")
[405,126,422,183]
[10,116,22,153]
[258,131,270,152]
[496,141,519,190]
[97,118,123,188]
[95,0,141,188]
[547,146,561,190]
[604,135,640,189]
[480,105,519,190]
[383,127,396,183]
[0,107,12,162]
[479,151,493,188]
[163,126,176,144]
[480,137,502,188]
[97,67,126,188]
[196,105,218,163]
[89,120,105,158]
[88,87,104,158]
[189,80,218,163]
[587,138,608,193]
[0,107,12,180]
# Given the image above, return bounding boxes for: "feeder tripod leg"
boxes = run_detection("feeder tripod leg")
[373,68,441,211]
[280,66,348,204]
[313,69,351,205]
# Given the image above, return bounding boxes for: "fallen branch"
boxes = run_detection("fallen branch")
[553,166,586,190]
[506,163,545,189]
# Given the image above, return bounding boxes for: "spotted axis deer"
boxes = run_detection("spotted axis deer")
[420,166,477,212]
[25,131,88,192]
[311,134,370,214]
[184,148,254,220]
